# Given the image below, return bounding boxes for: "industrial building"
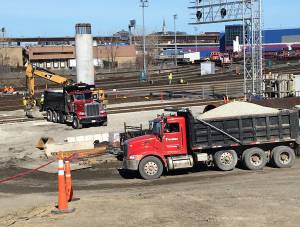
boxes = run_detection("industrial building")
[1,27,300,68]
[0,31,219,68]
[223,25,300,51]
[28,45,137,70]
[0,46,25,67]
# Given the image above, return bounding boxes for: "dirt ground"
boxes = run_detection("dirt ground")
[0,159,299,227]
[1,106,300,227]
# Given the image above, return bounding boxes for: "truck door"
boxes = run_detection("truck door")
[67,95,74,112]
[163,122,184,154]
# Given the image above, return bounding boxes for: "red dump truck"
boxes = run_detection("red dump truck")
[122,108,299,180]
[42,84,107,129]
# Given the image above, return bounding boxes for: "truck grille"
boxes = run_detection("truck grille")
[85,103,100,117]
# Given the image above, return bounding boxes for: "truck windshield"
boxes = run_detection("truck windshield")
[74,93,92,100]
[152,121,162,135]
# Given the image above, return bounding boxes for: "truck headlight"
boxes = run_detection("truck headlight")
[129,155,142,160]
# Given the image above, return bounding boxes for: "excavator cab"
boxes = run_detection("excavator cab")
[92,89,108,106]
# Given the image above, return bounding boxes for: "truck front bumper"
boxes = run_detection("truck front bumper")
[122,159,139,170]
[79,116,107,124]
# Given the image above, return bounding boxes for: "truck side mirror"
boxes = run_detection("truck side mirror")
[160,123,165,139]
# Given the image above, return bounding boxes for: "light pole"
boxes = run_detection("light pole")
[1,27,5,67]
[140,0,149,81]
[194,26,198,52]
[173,14,178,66]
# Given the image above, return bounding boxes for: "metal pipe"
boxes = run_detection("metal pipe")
[140,0,149,80]
[173,14,178,67]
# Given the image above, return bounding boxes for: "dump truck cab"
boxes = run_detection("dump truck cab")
[43,84,107,129]
[123,113,189,178]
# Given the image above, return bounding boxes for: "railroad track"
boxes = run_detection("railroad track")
[107,99,225,114]
[0,77,244,112]
[0,98,226,124]
[0,116,43,124]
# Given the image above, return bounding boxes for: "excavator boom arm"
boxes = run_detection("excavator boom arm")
[25,64,72,97]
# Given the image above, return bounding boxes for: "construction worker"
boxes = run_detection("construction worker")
[40,94,44,106]
[22,96,27,107]
[168,72,173,85]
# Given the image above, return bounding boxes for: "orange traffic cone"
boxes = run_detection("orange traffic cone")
[65,160,73,202]
[226,96,230,103]
[52,153,75,214]
[223,96,230,104]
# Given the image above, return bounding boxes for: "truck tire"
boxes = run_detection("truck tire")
[243,147,267,170]
[139,156,163,180]
[271,146,296,168]
[46,110,52,122]
[72,116,82,129]
[214,150,237,171]
[57,112,65,124]
[52,111,58,123]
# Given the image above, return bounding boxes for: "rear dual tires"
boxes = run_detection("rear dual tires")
[242,148,267,170]
[139,156,163,180]
[72,116,83,129]
[56,112,65,124]
[52,111,58,123]
[214,150,238,171]
[271,146,295,168]
[46,110,52,122]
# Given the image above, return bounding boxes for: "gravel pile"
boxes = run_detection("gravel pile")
[200,101,280,120]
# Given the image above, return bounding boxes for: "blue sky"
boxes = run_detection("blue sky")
[0,0,299,37]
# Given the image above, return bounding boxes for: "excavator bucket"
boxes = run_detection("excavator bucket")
[36,137,55,150]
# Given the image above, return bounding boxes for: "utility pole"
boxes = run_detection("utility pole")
[1,27,5,67]
[140,0,149,81]
[194,26,198,52]
[173,14,178,66]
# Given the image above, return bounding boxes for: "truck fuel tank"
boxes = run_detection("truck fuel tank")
[167,155,194,170]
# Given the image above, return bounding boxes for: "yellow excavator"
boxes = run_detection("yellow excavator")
[23,64,106,117]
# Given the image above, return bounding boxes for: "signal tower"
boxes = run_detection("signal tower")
[189,0,263,97]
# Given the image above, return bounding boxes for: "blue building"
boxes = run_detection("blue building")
[222,25,300,52]
[264,28,300,43]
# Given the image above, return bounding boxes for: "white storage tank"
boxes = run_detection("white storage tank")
[75,23,95,85]
[201,61,215,76]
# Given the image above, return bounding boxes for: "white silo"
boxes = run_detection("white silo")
[75,23,95,85]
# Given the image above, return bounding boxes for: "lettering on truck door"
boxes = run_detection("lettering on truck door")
[163,122,183,154]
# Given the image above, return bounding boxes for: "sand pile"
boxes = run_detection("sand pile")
[200,101,280,120]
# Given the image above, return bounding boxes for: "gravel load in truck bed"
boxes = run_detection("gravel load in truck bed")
[199,101,280,120]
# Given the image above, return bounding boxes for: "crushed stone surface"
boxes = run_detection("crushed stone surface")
[200,101,280,120]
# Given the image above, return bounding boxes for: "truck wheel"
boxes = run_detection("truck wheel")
[72,116,82,129]
[243,147,267,170]
[46,110,52,122]
[271,146,295,168]
[139,156,163,180]
[52,111,58,123]
[214,150,237,171]
[57,112,65,124]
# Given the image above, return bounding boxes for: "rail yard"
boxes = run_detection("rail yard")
[1,1,300,227]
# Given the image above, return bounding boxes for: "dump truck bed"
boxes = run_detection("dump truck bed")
[43,90,66,112]
[182,110,300,151]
